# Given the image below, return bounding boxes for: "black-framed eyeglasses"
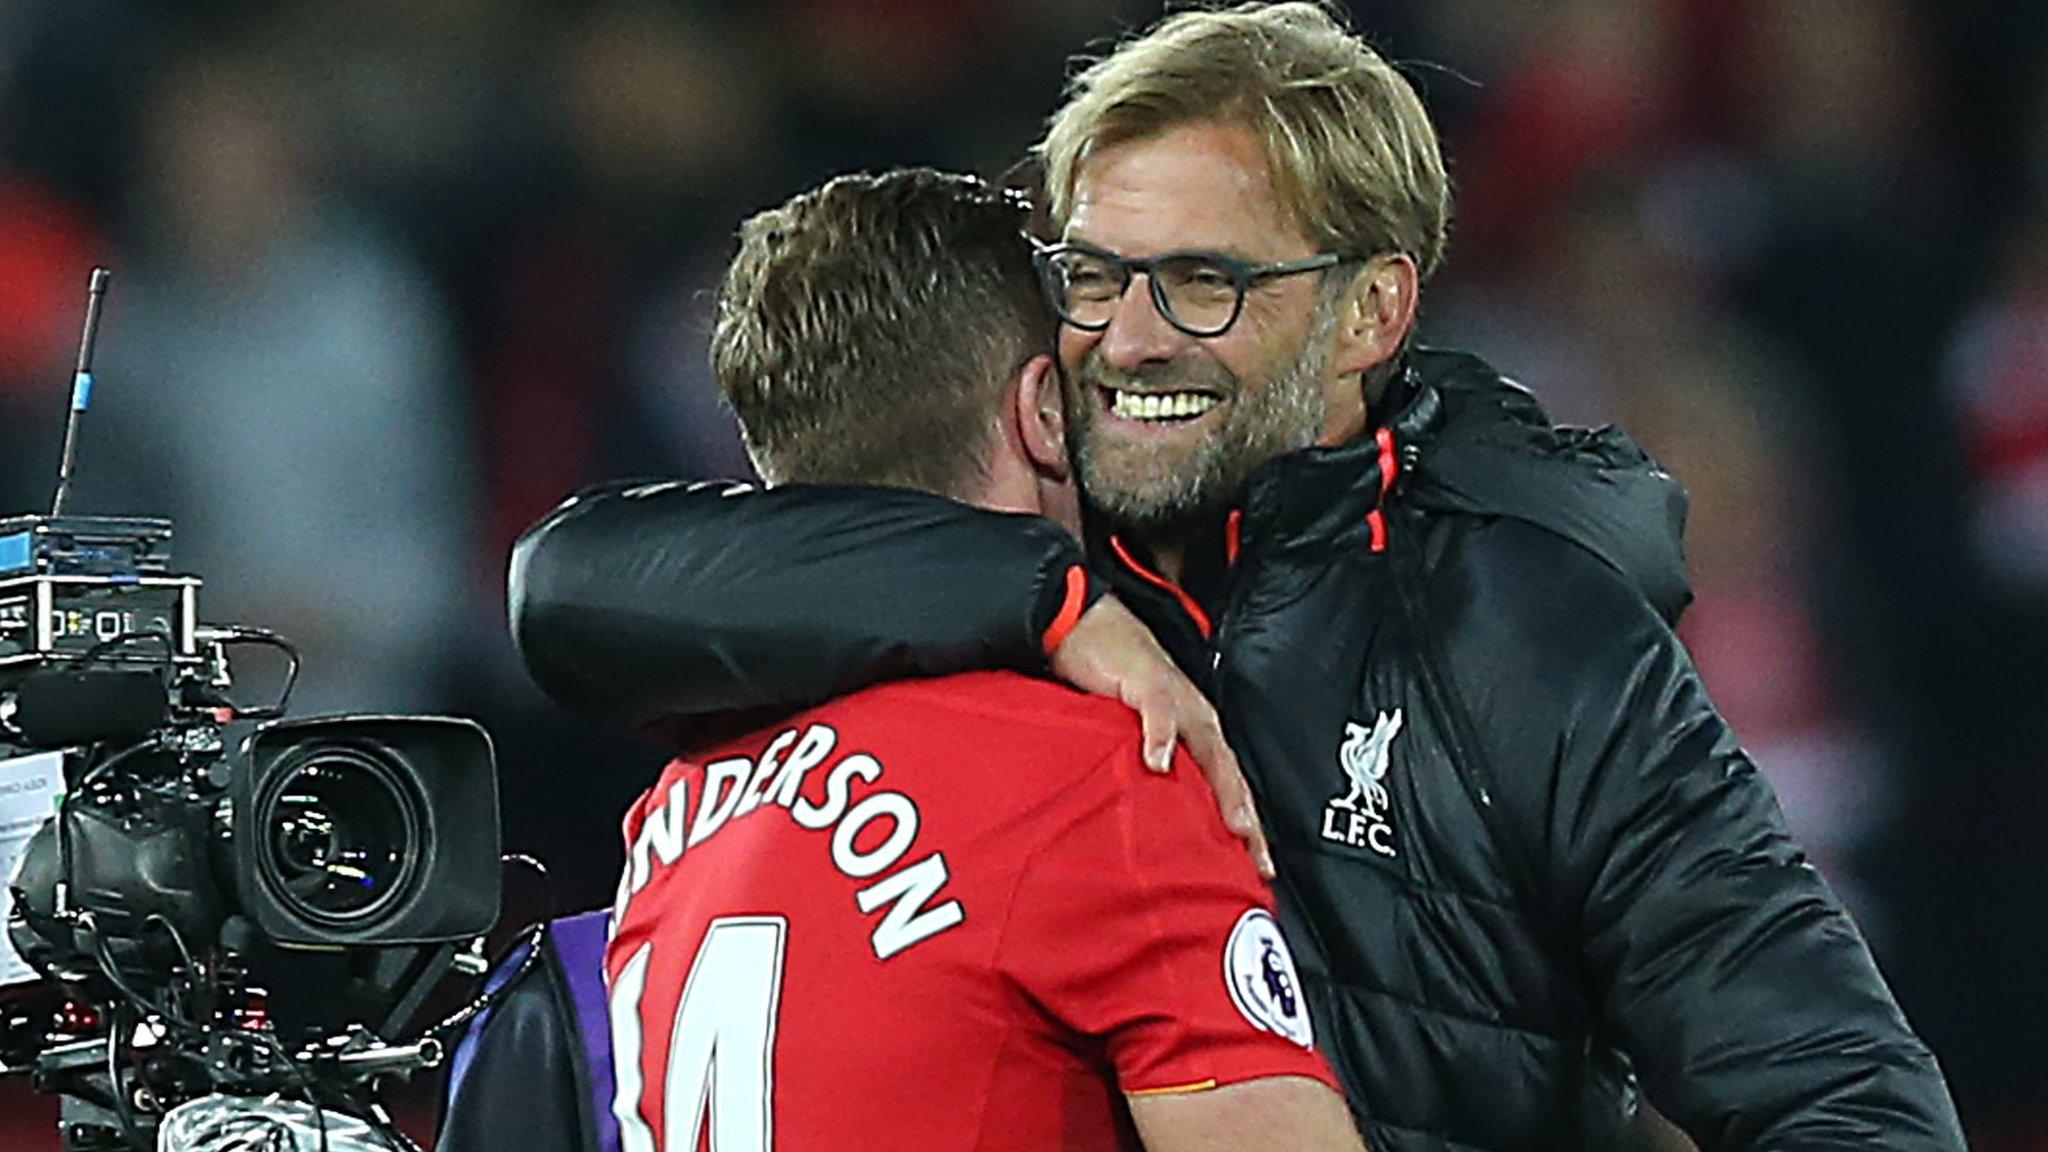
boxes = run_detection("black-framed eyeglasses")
[1031,240,1346,338]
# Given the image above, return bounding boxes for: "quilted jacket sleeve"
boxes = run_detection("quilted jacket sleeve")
[1438,519,1964,1152]
[507,480,1093,735]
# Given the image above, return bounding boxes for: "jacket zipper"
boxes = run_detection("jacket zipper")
[1386,526,1567,958]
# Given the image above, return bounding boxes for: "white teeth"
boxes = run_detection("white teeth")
[1109,390,1221,421]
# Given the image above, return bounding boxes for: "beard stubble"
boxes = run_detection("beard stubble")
[1063,302,1338,542]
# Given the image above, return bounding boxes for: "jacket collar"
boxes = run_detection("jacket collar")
[1095,362,1430,624]
[1232,362,1439,555]
[1094,346,1695,629]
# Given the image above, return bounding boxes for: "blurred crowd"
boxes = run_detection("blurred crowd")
[1,0,2043,1143]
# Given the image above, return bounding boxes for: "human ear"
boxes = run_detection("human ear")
[1334,253,1420,377]
[1016,354,1069,478]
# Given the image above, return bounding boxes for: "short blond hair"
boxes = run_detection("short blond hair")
[1038,2,1450,281]
[713,169,1048,494]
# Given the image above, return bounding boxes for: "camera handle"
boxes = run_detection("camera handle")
[28,1036,140,1151]
[58,1093,135,1152]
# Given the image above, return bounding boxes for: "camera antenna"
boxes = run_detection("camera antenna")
[50,267,111,516]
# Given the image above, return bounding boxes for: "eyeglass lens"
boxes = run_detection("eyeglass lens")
[1045,250,1243,335]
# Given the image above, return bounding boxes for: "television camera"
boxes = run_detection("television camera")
[1,271,508,1151]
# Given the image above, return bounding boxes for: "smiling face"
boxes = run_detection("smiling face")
[1057,122,1348,539]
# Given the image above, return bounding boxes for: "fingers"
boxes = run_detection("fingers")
[1136,689,1178,773]
[1050,596,1273,878]
[1184,713,1253,829]
[1135,682,1274,880]
[1191,731,1274,880]
[1249,821,1276,880]
[1125,673,1199,773]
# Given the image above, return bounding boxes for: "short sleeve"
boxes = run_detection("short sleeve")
[994,743,1340,1096]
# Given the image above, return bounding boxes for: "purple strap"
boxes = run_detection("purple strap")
[443,909,618,1152]
[444,939,533,1114]
[548,909,621,1152]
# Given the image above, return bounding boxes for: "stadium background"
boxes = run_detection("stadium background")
[0,0,2042,1146]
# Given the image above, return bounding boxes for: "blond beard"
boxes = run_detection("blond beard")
[1065,301,1337,541]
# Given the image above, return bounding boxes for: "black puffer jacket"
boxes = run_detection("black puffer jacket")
[509,349,1965,1152]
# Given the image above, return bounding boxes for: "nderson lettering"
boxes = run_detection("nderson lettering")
[619,724,964,960]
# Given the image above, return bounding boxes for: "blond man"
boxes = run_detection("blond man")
[515,6,1966,1151]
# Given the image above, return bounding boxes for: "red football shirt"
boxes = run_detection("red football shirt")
[605,671,1337,1152]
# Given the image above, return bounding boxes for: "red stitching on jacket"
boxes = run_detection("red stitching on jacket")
[1108,536,1213,638]
[1368,426,1398,554]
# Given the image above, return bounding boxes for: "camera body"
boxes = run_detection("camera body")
[0,513,503,1150]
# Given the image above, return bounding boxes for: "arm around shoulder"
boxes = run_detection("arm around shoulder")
[507,480,1090,734]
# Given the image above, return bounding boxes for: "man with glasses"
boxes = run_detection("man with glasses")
[511,5,1965,1151]
[456,169,1365,1152]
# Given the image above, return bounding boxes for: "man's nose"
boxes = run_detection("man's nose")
[1095,275,1187,371]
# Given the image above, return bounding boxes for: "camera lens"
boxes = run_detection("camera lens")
[257,745,422,925]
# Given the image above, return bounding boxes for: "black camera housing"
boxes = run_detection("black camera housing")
[0,273,515,1149]
[228,715,500,948]
[7,774,224,985]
